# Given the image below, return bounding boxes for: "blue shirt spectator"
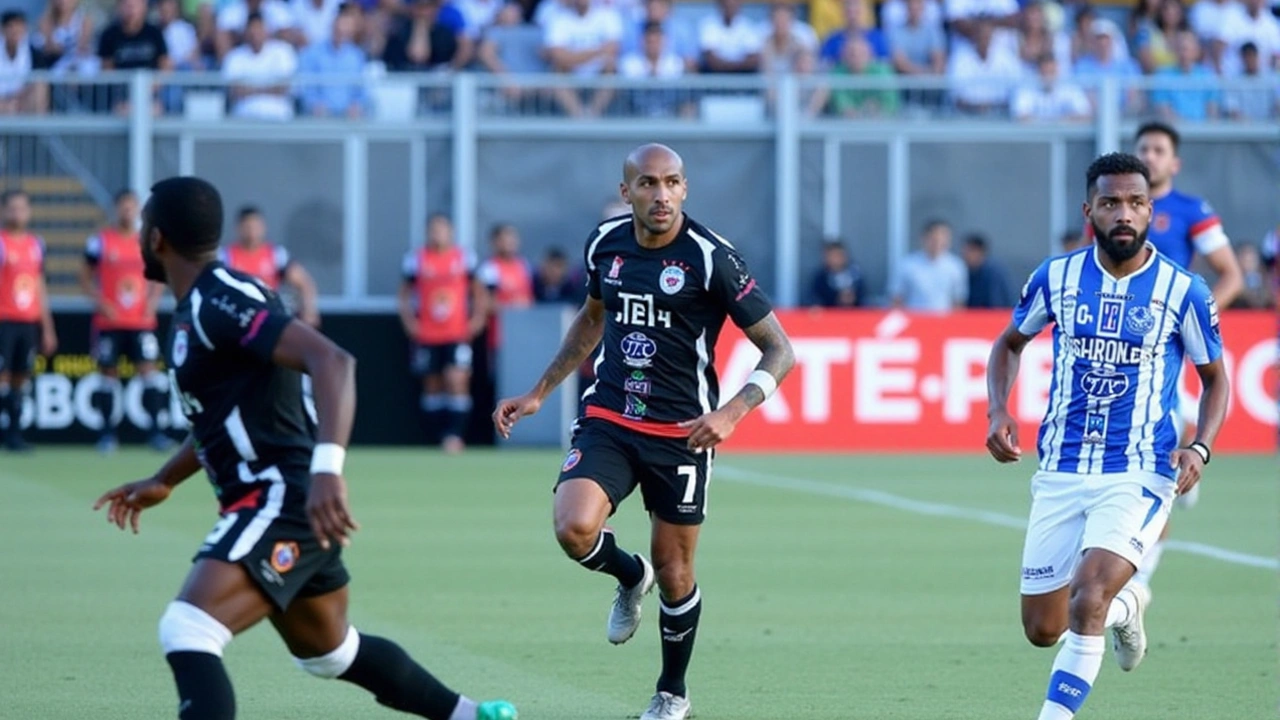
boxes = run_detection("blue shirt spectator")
[298,7,368,117]
[1150,31,1220,120]
[820,0,887,64]
[621,0,696,65]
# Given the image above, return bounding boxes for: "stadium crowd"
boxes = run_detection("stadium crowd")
[0,0,1275,118]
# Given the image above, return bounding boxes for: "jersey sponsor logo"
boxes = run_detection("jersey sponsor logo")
[172,328,189,367]
[210,294,258,328]
[1126,306,1156,335]
[1129,537,1145,554]
[1154,212,1171,233]
[1083,411,1107,444]
[620,331,657,368]
[1079,367,1131,400]
[616,292,672,329]
[1022,565,1054,580]
[606,256,624,285]
[624,394,648,419]
[659,264,686,295]
[1074,303,1093,327]
[561,448,582,473]
[1098,298,1124,337]
[1061,286,1079,310]
[1069,336,1149,365]
[270,541,299,573]
[624,370,651,395]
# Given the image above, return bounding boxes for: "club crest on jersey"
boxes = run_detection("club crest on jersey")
[659,265,686,295]
[172,329,189,367]
[270,541,299,573]
[608,256,624,279]
[1153,212,1170,233]
[1126,306,1156,335]
[620,331,657,368]
[1079,367,1131,400]
[562,448,582,473]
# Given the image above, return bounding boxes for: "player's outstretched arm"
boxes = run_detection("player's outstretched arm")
[270,321,360,550]
[92,436,201,533]
[1171,357,1230,496]
[985,324,1032,463]
[493,296,606,438]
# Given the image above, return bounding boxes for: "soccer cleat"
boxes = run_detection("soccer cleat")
[608,554,655,645]
[97,434,119,456]
[1112,583,1151,672]
[640,691,691,720]
[477,700,518,720]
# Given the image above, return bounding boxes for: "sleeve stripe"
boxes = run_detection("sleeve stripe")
[213,267,268,302]
[687,230,717,291]
[1180,303,1210,365]
[189,288,215,350]
[1191,224,1230,255]
[1189,217,1221,237]
[586,218,629,272]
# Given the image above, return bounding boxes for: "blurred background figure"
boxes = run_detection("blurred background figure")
[962,233,1014,308]
[808,238,863,308]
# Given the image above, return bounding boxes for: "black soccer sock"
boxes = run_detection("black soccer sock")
[576,529,644,587]
[93,378,120,436]
[420,394,446,442]
[142,375,167,435]
[3,384,22,439]
[444,395,471,440]
[166,651,236,720]
[656,586,702,698]
[338,633,465,720]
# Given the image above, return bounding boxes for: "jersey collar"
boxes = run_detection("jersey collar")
[1091,241,1157,283]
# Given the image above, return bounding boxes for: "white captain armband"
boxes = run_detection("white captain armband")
[745,370,779,400]
[310,443,347,476]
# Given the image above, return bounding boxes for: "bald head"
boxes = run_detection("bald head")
[623,143,684,184]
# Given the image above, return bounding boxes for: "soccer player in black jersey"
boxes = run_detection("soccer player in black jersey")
[93,177,516,720]
[493,144,795,720]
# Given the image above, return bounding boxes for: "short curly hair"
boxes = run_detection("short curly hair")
[1086,152,1150,199]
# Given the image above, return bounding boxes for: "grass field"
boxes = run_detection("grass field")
[1,448,1275,720]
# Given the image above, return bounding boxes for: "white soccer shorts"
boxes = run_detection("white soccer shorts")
[1019,470,1176,596]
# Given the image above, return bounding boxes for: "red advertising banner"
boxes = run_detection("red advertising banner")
[714,310,1278,453]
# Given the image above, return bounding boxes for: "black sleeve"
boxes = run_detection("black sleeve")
[382,27,408,70]
[96,26,117,61]
[198,279,293,364]
[149,25,169,64]
[710,246,773,328]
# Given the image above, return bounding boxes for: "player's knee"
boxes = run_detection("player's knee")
[554,517,600,559]
[653,560,695,600]
[158,601,233,657]
[1067,583,1110,626]
[293,626,360,680]
[1023,620,1066,648]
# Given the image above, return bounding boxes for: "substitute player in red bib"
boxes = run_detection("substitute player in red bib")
[494,144,795,720]
[93,177,516,720]
[0,189,57,452]
[398,214,490,453]
[80,189,172,453]
[219,206,320,327]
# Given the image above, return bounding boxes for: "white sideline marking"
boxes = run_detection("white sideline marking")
[717,466,1279,571]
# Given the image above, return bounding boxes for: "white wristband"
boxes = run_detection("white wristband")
[745,369,778,400]
[310,443,346,476]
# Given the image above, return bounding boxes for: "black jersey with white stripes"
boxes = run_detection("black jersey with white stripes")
[166,262,315,508]
[581,213,774,430]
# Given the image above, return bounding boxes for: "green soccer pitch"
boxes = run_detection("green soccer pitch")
[2,449,1274,720]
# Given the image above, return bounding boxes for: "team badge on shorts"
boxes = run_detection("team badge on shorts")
[659,265,686,295]
[271,541,300,573]
[562,448,582,473]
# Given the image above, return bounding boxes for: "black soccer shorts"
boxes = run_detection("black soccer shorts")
[0,321,39,374]
[556,417,713,526]
[194,480,349,610]
[411,342,474,377]
[94,329,161,369]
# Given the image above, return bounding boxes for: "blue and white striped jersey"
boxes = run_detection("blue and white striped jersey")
[1013,244,1223,479]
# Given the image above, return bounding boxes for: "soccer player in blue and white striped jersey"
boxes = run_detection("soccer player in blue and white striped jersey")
[985,153,1231,720]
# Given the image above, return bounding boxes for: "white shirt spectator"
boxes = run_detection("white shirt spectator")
[881,0,943,32]
[946,0,1019,55]
[544,5,623,76]
[163,18,200,65]
[456,0,503,38]
[1218,4,1280,75]
[218,0,297,36]
[1012,81,1091,119]
[291,0,339,46]
[619,48,683,77]
[948,42,1024,106]
[892,250,968,312]
[222,38,298,119]
[0,36,31,98]
[698,13,762,63]
[535,0,572,28]
[1190,0,1242,40]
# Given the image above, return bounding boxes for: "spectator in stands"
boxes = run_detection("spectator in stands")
[98,0,170,115]
[962,233,1014,308]
[881,0,942,34]
[0,12,36,115]
[1215,0,1280,76]
[1128,0,1161,45]
[828,34,898,116]
[1060,228,1089,253]
[891,219,967,312]
[533,247,585,304]
[762,3,818,74]
[1017,1,1070,73]
[1136,0,1187,74]
[1151,30,1220,120]
[159,0,203,69]
[478,2,549,105]
[1012,53,1091,121]
[298,4,367,117]
[820,0,886,66]
[948,18,1024,115]
[888,0,946,109]
[32,0,93,70]
[1074,20,1143,113]
[808,239,863,308]
[383,0,473,71]
[292,0,342,47]
[456,0,505,41]
[1071,7,1132,66]
[698,0,762,73]
[946,0,1020,55]
[620,21,695,117]
[223,12,299,120]
[217,0,299,60]
[542,0,622,117]
[1189,0,1240,52]
[1230,242,1274,308]
[1225,42,1278,119]
[622,0,697,71]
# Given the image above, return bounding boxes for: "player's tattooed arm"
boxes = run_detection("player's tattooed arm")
[154,436,202,489]
[726,312,795,416]
[531,296,607,400]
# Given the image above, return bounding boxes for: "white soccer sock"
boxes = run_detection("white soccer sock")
[1131,541,1164,589]
[1104,591,1133,629]
[1037,632,1104,720]
[449,696,478,720]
